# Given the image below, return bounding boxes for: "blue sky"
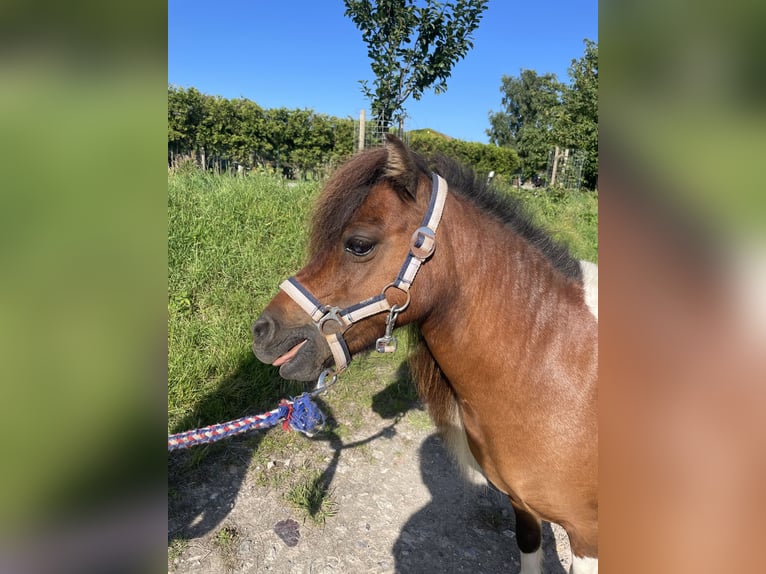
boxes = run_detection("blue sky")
[168,1,597,143]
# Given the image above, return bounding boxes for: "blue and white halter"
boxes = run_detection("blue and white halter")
[279,173,448,375]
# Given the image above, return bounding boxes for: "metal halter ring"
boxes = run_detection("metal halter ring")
[380,282,411,313]
[317,307,345,335]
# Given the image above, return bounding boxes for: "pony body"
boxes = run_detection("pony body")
[252,136,598,573]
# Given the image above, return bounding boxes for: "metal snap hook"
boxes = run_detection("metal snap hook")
[376,304,402,354]
[311,368,338,396]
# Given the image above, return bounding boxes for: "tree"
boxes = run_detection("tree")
[167,85,207,167]
[555,40,598,189]
[487,40,599,189]
[167,86,357,176]
[487,70,564,181]
[344,0,488,132]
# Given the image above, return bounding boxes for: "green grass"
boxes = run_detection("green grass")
[285,470,339,524]
[502,184,599,263]
[168,537,188,563]
[168,171,318,433]
[213,524,241,571]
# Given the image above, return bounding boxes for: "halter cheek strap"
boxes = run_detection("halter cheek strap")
[394,173,448,292]
[279,173,448,374]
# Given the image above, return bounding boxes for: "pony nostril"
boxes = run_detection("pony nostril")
[252,314,275,343]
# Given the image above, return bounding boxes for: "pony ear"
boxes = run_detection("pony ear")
[384,134,419,199]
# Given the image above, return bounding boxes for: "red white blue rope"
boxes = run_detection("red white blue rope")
[168,393,325,451]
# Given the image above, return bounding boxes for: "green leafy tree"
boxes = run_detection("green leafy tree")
[555,40,598,189]
[487,70,564,181]
[487,41,599,189]
[230,97,268,167]
[344,0,488,131]
[168,85,207,166]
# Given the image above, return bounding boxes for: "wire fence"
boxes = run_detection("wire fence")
[354,115,410,150]
[546,147,585,190]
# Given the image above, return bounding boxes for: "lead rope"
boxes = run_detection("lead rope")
[167,370,337,451]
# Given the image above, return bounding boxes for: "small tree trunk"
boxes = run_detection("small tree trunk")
[550,146,560,187]
[358,109,366,151]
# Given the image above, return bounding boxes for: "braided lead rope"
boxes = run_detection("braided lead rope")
[168,392,326,452]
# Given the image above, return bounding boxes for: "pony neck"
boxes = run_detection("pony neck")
[416,192,586,390]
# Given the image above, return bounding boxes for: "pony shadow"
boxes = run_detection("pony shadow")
[370,359,422,420]
[167,356,419,540]
[167,353,304,540]
[286,359,419,521]
[392,436,568,574]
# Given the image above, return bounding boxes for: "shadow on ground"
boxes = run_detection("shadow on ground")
[168,358,568,573]
[392,434,567,573]
[168,354,289,540]
[168,357,418,541]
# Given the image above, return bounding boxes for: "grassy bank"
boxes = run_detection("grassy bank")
[168,171,315,433]
[504,184,598,263]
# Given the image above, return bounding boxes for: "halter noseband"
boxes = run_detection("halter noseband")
[279,173,448,376]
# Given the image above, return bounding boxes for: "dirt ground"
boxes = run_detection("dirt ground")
[168,390,573,574]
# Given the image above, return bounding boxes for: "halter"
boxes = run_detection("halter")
[279,173,448,376]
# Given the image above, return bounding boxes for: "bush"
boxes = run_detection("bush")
[408,129,519,177]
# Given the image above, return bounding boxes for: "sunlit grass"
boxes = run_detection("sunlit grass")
[503,185,599,263]
[285,471,339,525]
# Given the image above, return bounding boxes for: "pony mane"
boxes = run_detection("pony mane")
[309,145,582,281]
[309,147,389,257]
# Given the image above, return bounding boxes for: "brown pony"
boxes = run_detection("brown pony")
[252,136,598,574]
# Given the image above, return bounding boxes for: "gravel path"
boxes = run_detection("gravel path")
[168,398,572,574]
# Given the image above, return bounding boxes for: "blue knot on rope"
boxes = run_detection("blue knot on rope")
[286,393,326,435]
[168,393,325,451]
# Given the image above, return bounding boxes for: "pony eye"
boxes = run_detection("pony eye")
[344,237,375,257]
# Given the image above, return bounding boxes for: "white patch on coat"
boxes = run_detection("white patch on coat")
[520,547,543,574]
[579,260,598,320]
[438,400,487,486]
[570,555,598,574]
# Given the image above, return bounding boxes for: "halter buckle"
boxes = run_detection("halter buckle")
[410,226,436,260]
[376,336,398,353]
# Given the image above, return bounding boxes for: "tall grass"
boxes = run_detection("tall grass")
[503,185,599,263]
[168,171,317,432]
